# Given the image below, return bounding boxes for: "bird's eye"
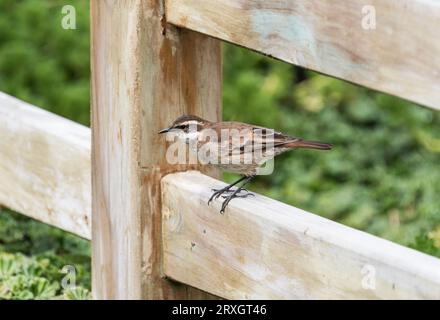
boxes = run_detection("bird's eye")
[174,125,188,132]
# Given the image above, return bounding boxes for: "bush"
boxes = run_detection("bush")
[0,210,91,299]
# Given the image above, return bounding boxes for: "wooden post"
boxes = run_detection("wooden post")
[91,0,221,299]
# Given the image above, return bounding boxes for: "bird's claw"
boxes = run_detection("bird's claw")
[218,189,254,214]
[220,191,254,199]
[207,188,230,205]
[208,176,255,214]
[208,187,253,206]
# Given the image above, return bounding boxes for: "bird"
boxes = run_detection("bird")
[159,115,332,213]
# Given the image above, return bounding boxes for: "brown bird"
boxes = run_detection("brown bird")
[159,115,332,213]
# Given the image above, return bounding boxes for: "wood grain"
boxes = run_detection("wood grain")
[166,0,440,110]
[162,171,440,299]
[91,0,221,299]
[0,92,91,239]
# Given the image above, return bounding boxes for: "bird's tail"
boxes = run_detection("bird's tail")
[283,139,333,150]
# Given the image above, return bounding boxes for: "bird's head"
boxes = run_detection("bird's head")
[158,115,209,143]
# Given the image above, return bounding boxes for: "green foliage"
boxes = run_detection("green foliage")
[409,233,440,258]
[0,253,60,299]
[0,0,90,125]
[0,210,91,299]
[1,0,440,299]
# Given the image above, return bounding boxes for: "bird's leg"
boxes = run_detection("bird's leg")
[220,176,255,214]
[207,176,247,205]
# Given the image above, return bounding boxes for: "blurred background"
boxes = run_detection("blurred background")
[0,0,439,299]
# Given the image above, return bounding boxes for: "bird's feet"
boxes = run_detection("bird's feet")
[208,176,255,214]
[220,190,254,199]
[207,187,231,205]
[208,187,254,205]
[219,190,254,214]
[208,188,255,214]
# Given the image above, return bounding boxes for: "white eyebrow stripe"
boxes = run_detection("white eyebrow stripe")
[180,120,200,126]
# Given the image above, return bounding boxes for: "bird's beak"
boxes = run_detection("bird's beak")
[158,127,170,134]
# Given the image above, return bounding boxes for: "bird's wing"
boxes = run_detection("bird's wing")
[204,122,299,155]
[199,122,331,166]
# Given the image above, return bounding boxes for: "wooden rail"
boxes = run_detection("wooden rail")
[0,92,91,239]
[162,171,440,299]
[166,0,440,110]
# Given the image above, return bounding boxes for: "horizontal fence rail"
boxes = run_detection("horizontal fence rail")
[162,171,440,299]
[166,0,440,110]
[0,92,91,239]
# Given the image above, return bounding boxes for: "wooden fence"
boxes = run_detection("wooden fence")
[0,0,440,299]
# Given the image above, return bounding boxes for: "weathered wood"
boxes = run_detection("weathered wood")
[0,92,91,239]
[91,0,221,299]
[162,171,440,299]
[166,0,440,110]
